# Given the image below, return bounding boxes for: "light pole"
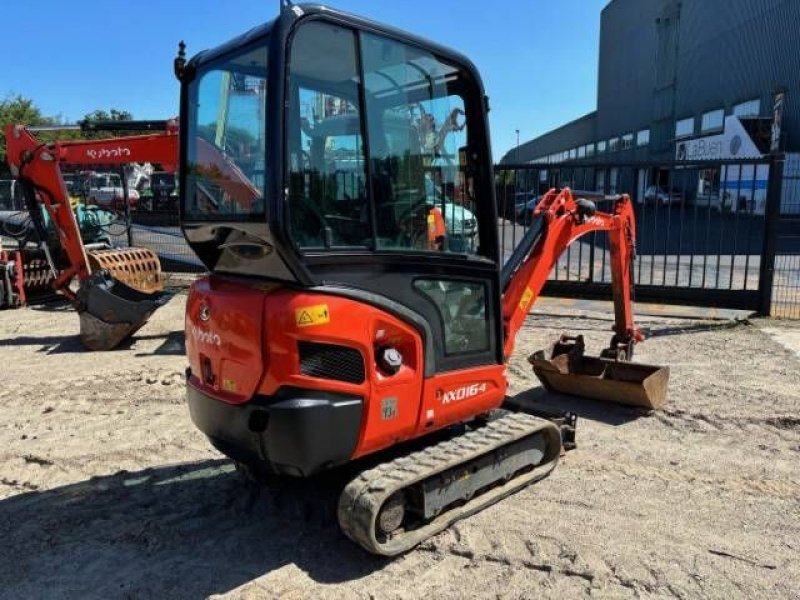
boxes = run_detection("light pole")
[515,129,521,197]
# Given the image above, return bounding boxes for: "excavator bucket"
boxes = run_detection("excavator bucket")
[529,335,669,410]
[76,271,170,351]
[87,247,165,294]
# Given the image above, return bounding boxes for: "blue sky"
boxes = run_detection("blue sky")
[1,0,607,158]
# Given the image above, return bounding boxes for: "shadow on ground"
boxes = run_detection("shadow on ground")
[0,331,184,355]
[507,386,649,426]
[0,460,385,599]
[135,330,186,356]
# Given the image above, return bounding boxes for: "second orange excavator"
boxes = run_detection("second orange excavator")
[3,120,178,349]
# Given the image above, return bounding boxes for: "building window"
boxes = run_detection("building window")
[701,109,724,133]
[597,140,607,154]
[577,145,586,158]
[636,128,650,147]
[675,117,694,138]
[569,148,577,159]
[621,133,634,150]
[586,143,595,157]
[609,137,619,152]
[734,98,761,118]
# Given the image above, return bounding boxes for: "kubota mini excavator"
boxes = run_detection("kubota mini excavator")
[176,3,669,555]
[3,120,178,349]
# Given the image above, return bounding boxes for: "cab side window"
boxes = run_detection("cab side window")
[360,33,478,255]
[286,22,371,249]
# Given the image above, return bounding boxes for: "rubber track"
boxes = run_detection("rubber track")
[337,412,562,556]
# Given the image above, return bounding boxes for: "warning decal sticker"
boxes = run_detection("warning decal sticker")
[295,304,331,327]
[519,286,534,311]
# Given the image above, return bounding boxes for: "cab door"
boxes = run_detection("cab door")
[284,19,503,378]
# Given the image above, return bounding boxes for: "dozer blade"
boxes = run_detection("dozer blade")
[529,335,669,409]
[76,271,171,351]
[87,247,164,294]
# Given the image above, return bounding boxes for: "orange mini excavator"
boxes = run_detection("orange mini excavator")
[4,120,178,349]
[176,3,669,555]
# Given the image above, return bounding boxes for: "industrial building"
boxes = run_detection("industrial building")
[502,0,799,170]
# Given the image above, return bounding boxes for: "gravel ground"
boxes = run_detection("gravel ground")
[0,292,798,599]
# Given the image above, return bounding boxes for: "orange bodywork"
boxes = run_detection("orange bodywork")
[184,189,642,466]
[185,276,506,459]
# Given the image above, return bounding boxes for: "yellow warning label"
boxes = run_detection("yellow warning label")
[222,378,237,392]
[295,304,331,327]
[519,286,534,311]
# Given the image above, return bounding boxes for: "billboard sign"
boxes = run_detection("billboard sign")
[770,90,785,153]
[675,116,761,161]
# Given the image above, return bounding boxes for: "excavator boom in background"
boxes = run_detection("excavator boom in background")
[3,120,178,349]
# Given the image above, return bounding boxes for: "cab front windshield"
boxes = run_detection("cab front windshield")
[185,42,268,220]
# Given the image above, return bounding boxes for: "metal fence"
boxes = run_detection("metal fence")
[126,209,203,273]
[496,156,794,315]
[3,155,799,317]
[771,153,800,318]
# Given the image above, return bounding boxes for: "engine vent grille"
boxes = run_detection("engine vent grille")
[298,341,365,384]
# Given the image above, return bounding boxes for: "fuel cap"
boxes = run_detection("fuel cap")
[377,346,403,375]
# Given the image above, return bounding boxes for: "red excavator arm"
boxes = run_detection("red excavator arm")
[4,121,179,297]
[502,187,643,360]
[4,121,179,349]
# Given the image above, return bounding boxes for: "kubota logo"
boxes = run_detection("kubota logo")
[439,382,488,405]
[199,303,210,321]
[86,146,131,160]
[191,325,221,347]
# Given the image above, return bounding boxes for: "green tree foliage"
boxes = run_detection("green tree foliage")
[0,94,56,176]
[84,108,133,123]
[0,96,136,176]
[81,108,135,139]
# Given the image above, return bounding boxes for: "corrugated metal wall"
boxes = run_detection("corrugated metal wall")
[505,0,800,164]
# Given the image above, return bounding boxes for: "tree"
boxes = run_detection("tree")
[0,94,55,177]
[0,97,137,177]
[81,108,134,139]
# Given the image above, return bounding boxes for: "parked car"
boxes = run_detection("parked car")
[514,192,539,223]
[424,174,478,252]
[643,186,683,206]
[85,173,139,210]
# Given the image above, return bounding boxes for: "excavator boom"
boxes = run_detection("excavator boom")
[501,187,668,409]
[4,121,178,349]
[501,187,641,359]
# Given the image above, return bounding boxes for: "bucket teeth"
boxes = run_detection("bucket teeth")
[79,311,151,351]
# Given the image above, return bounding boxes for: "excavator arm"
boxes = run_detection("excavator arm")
[500,187,667,410]
[3,121,178,349]
[5,121,179,294]
[501,187,643,360]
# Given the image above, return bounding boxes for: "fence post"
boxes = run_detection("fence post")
[120,166,134,248]
[757,153,785,315]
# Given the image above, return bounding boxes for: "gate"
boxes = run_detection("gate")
[495,157,780,313]
[769,153,800,318]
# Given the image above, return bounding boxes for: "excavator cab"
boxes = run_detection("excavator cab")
[179,5,502,373]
